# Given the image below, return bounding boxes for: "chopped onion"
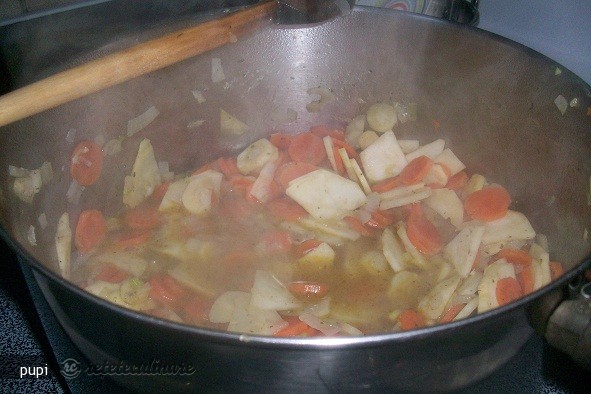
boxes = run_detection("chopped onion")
[209,291,250,323]
[65,128,77,143]
[103,139,122,156]
[306,87,335,113]
[127,106,159,137]
[66,179,85,205]
[250,270,302,311]
[38,213,48,230]
[301,297,331,317]
[211,58,226,83]
[299,313,342,336]
[191,90,206,104]
[554,95,568,115]
[27,225,37,246]
[249,161,277,203]
[8,165,29,177]
[39,162,53,185]
[187,119,206,129]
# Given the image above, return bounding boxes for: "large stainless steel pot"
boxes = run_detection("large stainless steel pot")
[0,5,590,392]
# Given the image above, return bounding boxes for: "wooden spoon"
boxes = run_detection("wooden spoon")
[0,1,277,128]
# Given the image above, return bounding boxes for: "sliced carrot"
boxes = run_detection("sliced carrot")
[496,277,522,306]
[95,264,129,283]
[400,155,434,185]
[371,176,402,193]
[344,216,373,237]
[310,125,345,141]
[332,146,346,175]
[149,274,187,306]
[464,186,512,222]
[517,266,535,295]
[270,133,293,150]
[332,138,359,159]
[149,181,170,205]
[398,309,426,331]
[70,140,103,186]
[259,230,293,254]
[439,303,466,324]
[275,319,316,337]
[445,170,468,190]
[74,209,107,253]
[183,296,211,323]
[275,161,317,190]
[267,198,308,221]
[287,132,326,165]
[497,248,532,267]
[123,203,162,230]
[217,157,240,178]
[549,261,564,280]
[230,175,255,193]
[288,281,330,300]
[365,210,395,229]
[115,229,152,249]
[294,239,323,258]
[406,204,442,255]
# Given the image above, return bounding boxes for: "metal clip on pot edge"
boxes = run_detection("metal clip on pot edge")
[276,0,355,24]
[545,277,591,370]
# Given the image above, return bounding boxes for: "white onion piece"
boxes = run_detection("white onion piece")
[249,161,277,203]
[8,165,29,177]
[187,119,206,129]
[209,291,250,323]
[211,58,226,83]
[301,297,331,317]
[554,95,568,115]
[405,139,445,162]
[65,128,77,143]
[103,139,122,156]
[366,102,397,133]
[339,322,363,336]
[66,179,85,205]
[55,212,72,280]
[127,106,159,137]
[456,271,483,296]
[27,225,37,246]
[94,132,106,148]
[454,297,479,321]
[38,213,48,230]
[299,313,342,336]
[250,270,302,311]
[191,90,206,103]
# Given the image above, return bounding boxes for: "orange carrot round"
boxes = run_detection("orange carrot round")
[406,204,442,255]
[275,319,317,337]
[294,239,323,258]
[149,274,187,306]
[496,277,522,306]
[123,204,162,230]
[275,161,317,190]
[400,155,434,185]
[270,133,293,149]
[497,248,532,267]
[287,132,326,165]
[95,264,129,283]
[446,170,468,190]
[310,125,345,141]
[398,309,426,331]
[268,198,308,221]
[371,176,402,193]
[344,216,373,237]
[74,209,107,253]
[464,185,512,221]
[549,261,564,280]
[517,266,535,295]
[439,303,466,324]
[70,140,103,186]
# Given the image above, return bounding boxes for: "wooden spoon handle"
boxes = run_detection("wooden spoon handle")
[0,1,277,128]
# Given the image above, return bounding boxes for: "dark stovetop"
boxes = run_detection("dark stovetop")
[0,236,589,393]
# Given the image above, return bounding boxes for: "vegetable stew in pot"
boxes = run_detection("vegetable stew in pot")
[38,100,563,336]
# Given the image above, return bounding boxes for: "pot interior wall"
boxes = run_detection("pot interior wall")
[1,8,589,278]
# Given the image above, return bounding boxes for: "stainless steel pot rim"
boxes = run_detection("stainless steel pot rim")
[5,225,588,350]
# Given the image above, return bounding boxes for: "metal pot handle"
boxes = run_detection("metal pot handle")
[544,277,591,369]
